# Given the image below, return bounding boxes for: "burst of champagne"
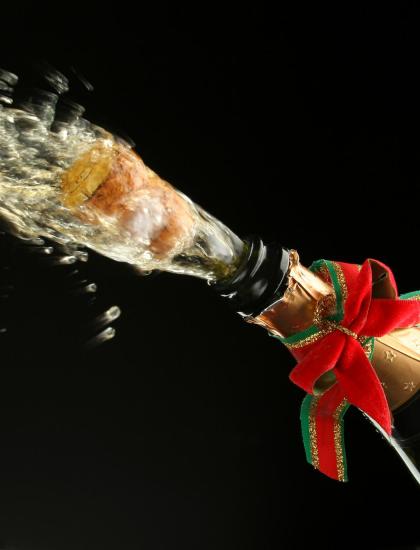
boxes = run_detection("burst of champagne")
[0,68,244,282]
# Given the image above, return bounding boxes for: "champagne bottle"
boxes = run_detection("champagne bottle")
[57,140,420,484]
[1,94,418,483]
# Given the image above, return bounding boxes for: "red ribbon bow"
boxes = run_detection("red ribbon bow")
[288,259,420,479]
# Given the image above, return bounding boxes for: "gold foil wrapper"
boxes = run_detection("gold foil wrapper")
[247,250,420,412]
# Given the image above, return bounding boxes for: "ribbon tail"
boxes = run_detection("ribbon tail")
[300,384,350,481]
[335,338,392,434]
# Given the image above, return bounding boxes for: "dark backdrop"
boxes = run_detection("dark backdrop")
[0,4,419,550]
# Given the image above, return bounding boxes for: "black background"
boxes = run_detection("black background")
[0,4,419,549]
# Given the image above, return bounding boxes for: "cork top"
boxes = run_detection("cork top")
[61,140,116,208]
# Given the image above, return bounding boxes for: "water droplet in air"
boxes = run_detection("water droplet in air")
[73,249,89,262]
[44,67,69,95]
[85,283,97,293]
[57,255,77,264]
[29,237,45,246]
[90,305,121,329]
[0,95,12,105]
[102,326,116,339]
[0,69,18,86]
[86,326,116,349]
[105,305,121,321]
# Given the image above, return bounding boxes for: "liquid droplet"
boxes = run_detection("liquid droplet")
[104,305,121,321]
[28,237,45,246]
[86,326,116,349]
[44,67,69,95]
[25,245,53,255]
[73,249,89,262]
[83,282,97,293]
[57,255,77,265]
[91,305,121,329]
[0,95,13,105]
[0,69,18,86]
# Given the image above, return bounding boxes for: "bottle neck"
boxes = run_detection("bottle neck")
[210,235,290,317]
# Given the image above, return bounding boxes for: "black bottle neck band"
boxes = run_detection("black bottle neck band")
[210,235,290,317]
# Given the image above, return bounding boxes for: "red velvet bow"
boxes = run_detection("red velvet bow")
[290,259,420,437]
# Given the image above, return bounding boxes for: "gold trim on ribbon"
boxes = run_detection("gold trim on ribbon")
[333,399,348,482]
[284,327,335,349]
[309,396,320,469]
[332,262,348,304]
[283,260,351,350]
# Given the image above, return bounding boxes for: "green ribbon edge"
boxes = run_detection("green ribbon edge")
[300,394,314,466]
[400,290,420,300]
[337,401,350,482]
[299,393,351,481]
[322,260,345,323]
[269,325,320,346]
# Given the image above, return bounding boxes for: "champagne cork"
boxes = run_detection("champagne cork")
[61,140,196,258]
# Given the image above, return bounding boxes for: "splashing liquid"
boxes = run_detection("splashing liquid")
[0,68,245,282]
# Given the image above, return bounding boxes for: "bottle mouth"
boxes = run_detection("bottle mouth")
[210,235,290,317]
